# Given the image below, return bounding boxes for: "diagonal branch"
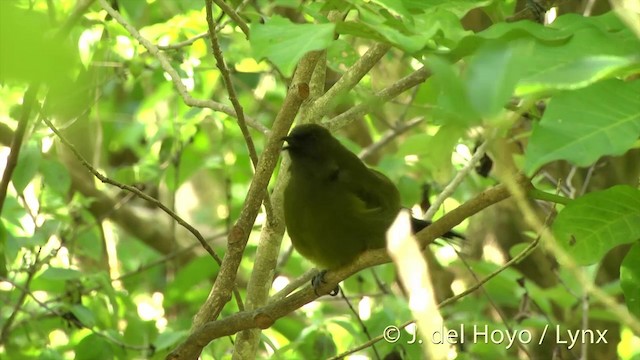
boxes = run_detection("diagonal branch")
[326,67,431,130]
[212,0,250,38]
[0,84,40,212]
[167,175,530,359]
[189,51,320,332]
[303,43,391,124]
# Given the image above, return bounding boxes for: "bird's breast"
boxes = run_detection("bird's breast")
[284,175,398,269]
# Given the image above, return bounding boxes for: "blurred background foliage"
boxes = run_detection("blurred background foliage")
[0,0,639,359]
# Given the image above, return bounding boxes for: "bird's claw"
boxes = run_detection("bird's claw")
[312,270,339,297]
[526,0,546,23]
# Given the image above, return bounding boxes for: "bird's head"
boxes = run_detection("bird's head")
[282,124,335,164]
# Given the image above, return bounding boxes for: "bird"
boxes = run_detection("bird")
[282,123,463,280]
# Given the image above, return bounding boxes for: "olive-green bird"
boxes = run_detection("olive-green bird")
[282,123,462,272]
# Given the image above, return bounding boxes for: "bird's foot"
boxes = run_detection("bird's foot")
[526,0,546,23]
[312,270,339,297]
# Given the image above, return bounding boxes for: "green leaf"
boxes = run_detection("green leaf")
[327,39,358,71]
[465,39,533,118]
[397,133,432,158]
[0,221,7,277]
[250,16,335,77]
[517,55,639,95]
[40,159,72,194]
[524,79,640,175]
[452,13,640,92]
[355,5,429,53]
[426,56,479,125]
[554,185,640,265]
[74,334,113,360]
[621,243,640,318]
[12,142,41,193]
[403,0,492,17]
[165,256,217,306]
[421,125,466,183]
[450,19,572,60]
[371,0,412,19]
[335,21,387,44]
[0,3,77,84]
[462,260,524,307]
[39,267,84,280]
[341,4,471,53]
[153,330,188,350]
[515,14,640,96]
[38,348,64,360]
[70,304,96,328]
[76,227,104,261]
[31,220,61,248]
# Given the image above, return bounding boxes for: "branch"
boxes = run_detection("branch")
[212,0,249,38]
[158,32,208,50]
[326,67,431,130]
[358,117,424,161]
[0,84,40,212]
[0,248,42,344]
[424,139,489,220]
[189,52,319,331]
[231,51,331,359]
[167,175,527,359]
[332,233,542,359]
[303,43,391,124]
[157,0,250,51]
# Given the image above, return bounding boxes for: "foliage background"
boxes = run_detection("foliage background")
[1,0,639,359]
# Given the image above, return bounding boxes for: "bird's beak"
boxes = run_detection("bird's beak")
[281,136,290,151]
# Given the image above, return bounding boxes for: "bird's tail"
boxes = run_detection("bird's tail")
[410,217,465,240]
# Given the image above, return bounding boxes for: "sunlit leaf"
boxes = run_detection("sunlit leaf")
[554,185,640,265]
[524,79,640,175]
[621,243,640,318]
[250,16,335,76]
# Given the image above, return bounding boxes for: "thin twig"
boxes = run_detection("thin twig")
[498,167,640,334]
[358,117,424,162]
[2,278,154,352]
[424,140,489,220]
[158,0,250,50]
[41,232,226,308]
[326,67,431,131]
[0,248,42,344]
[339,288,381,360]
[0,84,40,212]
[269,269,315,302]
[332,235,541,359]
[212,0,250,38]
[158,32,208,50]
[205,0,273,220]
[454,248,533,359]
[304,43,391,124]
[41,116,224,267]
[96,0,268,134]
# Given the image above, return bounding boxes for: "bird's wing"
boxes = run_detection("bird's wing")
[334,167,400,216]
